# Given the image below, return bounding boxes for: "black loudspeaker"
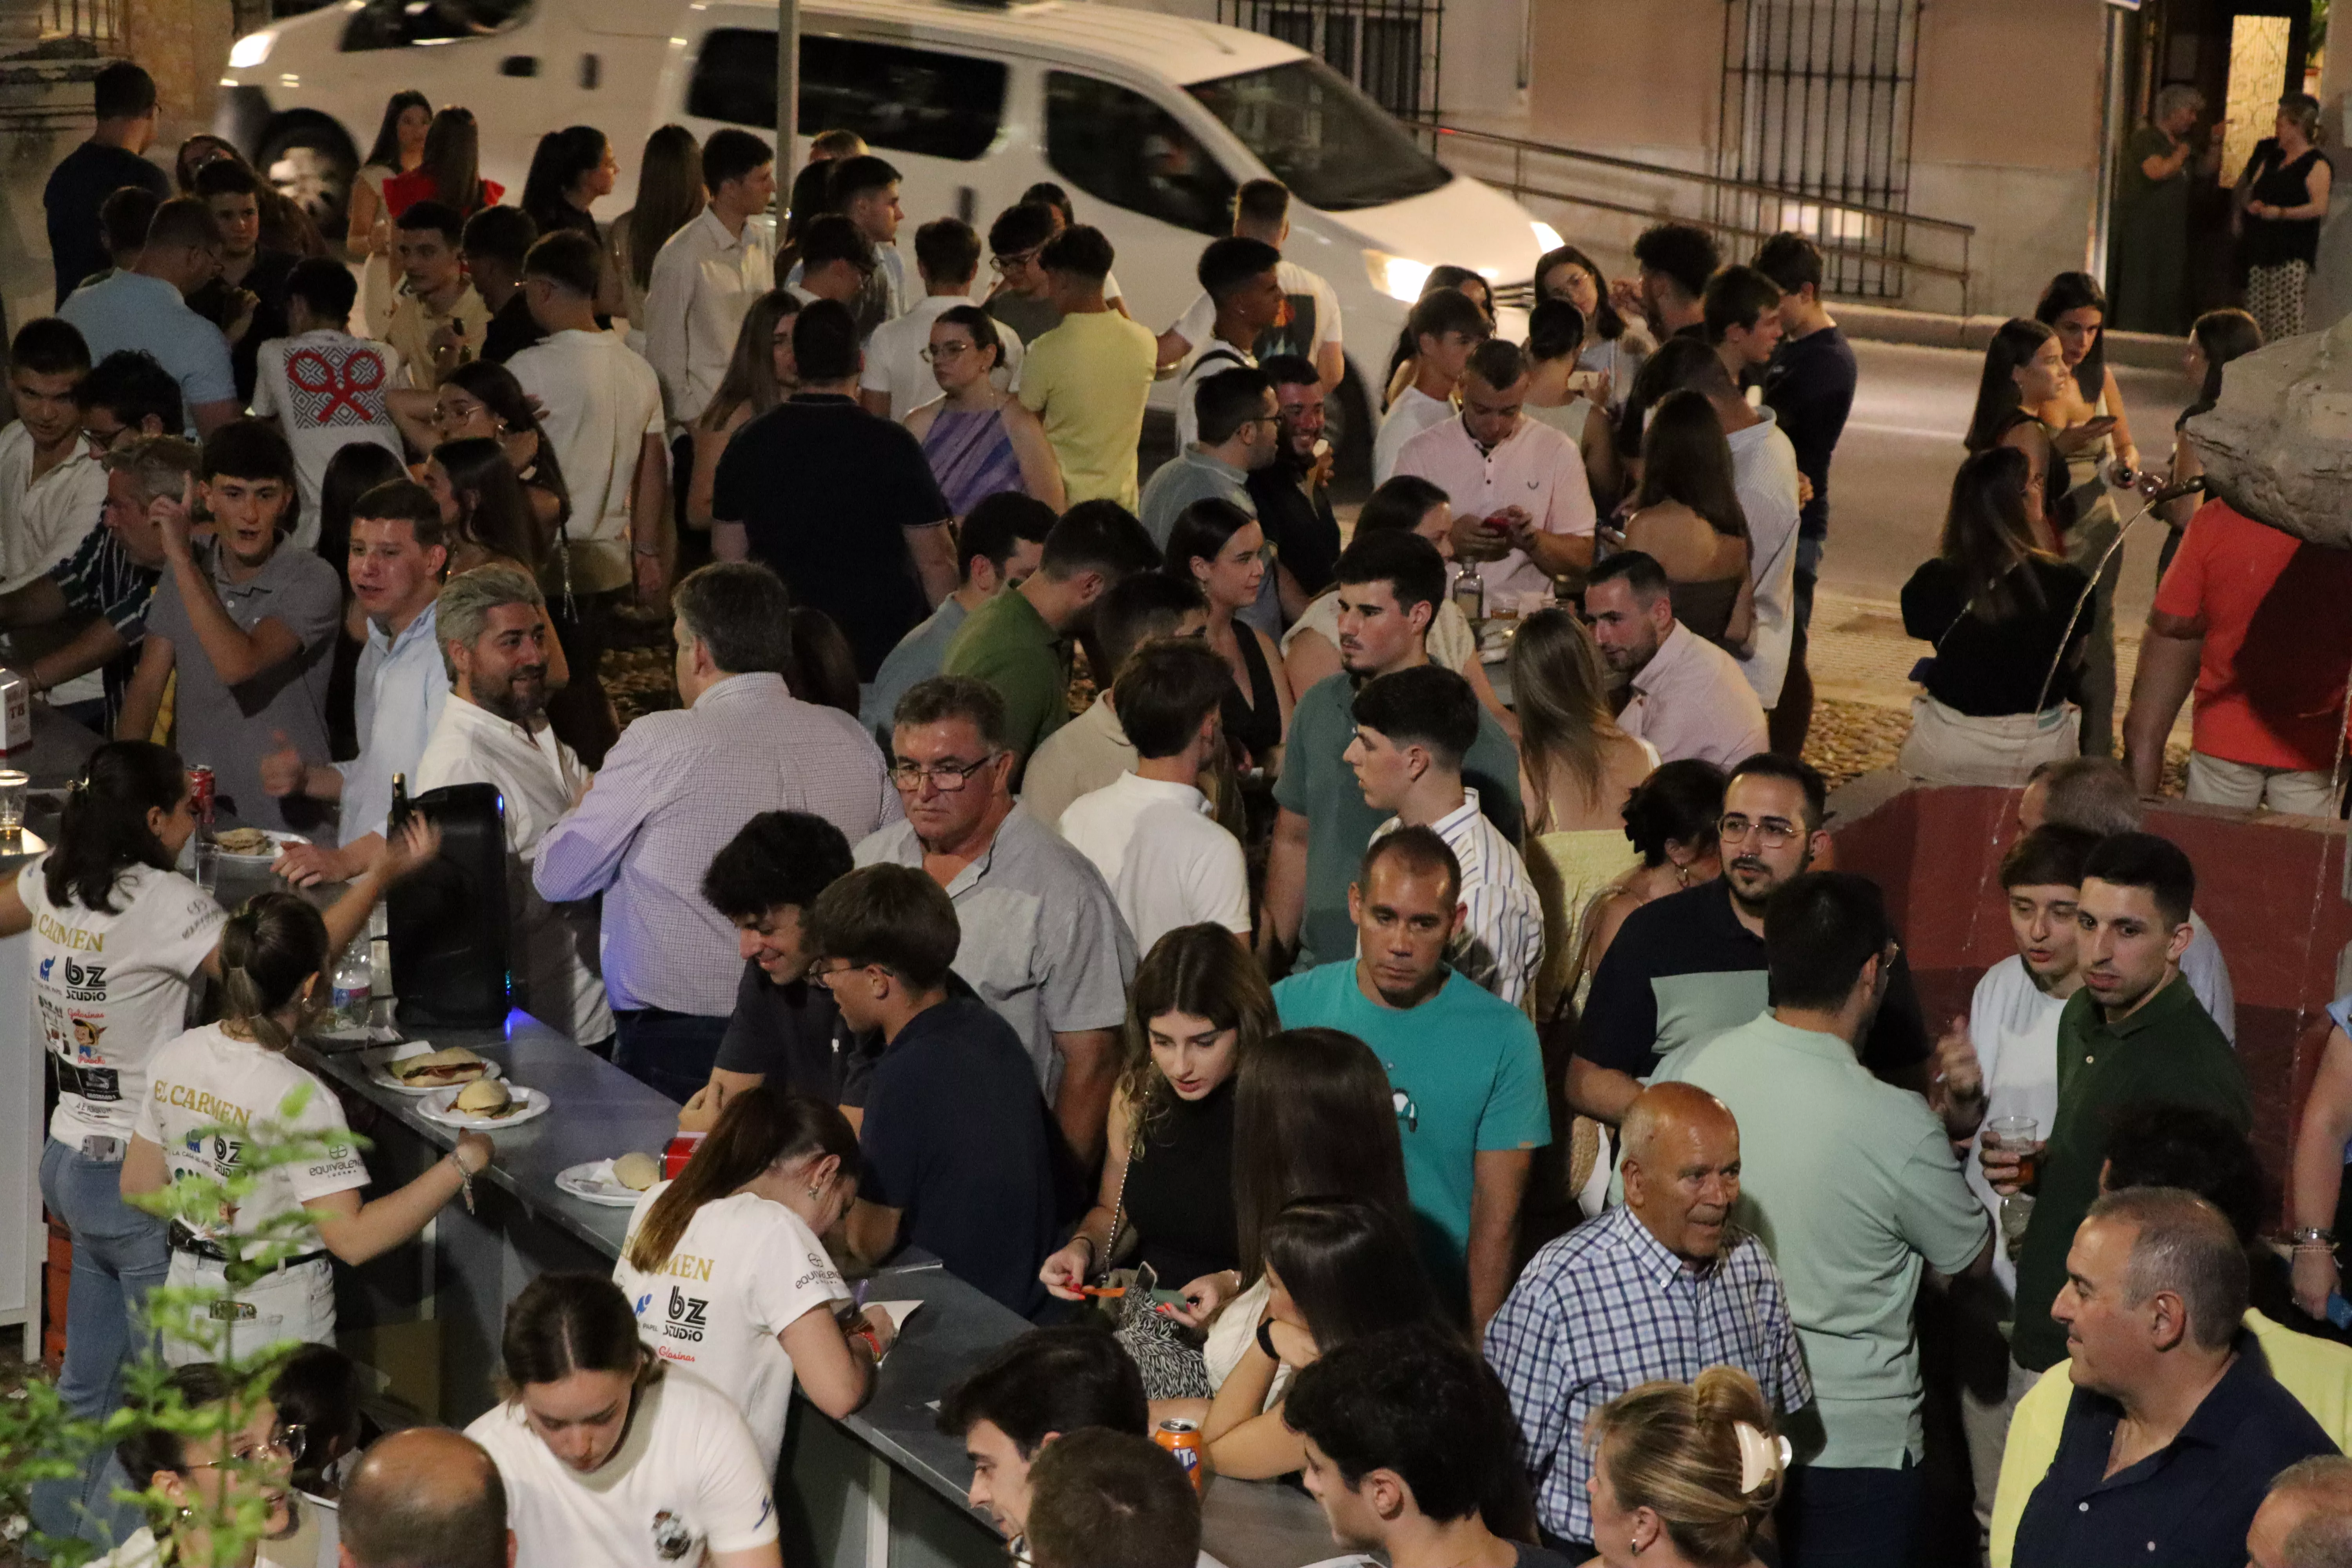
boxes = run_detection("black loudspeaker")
[387,782,511,1028]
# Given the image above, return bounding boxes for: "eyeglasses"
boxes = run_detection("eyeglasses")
[187,1424,305,1470]
[887,755,1000,792]
[991,247,1042,273]
[1717,813,1802,849]
[921,342,977,363]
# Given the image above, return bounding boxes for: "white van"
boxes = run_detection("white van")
[214,0,1552,464]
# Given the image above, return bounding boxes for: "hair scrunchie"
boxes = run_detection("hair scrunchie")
[1733,1423,1790,1494]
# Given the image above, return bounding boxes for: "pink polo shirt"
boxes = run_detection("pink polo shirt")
[1620,622,1770,769]
[1394,413,1597,607]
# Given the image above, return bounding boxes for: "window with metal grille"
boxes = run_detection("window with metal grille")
[1717,0,1920,299]
[1215,0,1443,122]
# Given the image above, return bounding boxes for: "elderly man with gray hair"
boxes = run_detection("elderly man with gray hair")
[2250,1456,2352,1568]
[340,1427,513,1568]
[2005,1188,2337,1568]
[416,564,612,1051]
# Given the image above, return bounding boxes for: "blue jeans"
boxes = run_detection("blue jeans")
[611,1008,729,1104]
[1778,1458,1921,1568]
[31,1137,170,1544]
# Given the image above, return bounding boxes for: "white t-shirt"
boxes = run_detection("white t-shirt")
[1372,385,1453,484]
[507,329,665,593]
[466,1369,780,1568]
[1057,772,1249,953]
[1171,260,1343,362]
[1172,337,1256,454]
[611,1183,851,1470]
[136,1023,369,1255]
[859,293,1024,421]
[249,330,408,550]
[1962,955,2067,1297]
[25,856,225,1147]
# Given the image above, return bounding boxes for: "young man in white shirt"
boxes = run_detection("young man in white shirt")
[1348,663,1544,1009]
[1170,236,1284,452]
[785,155,907,335]
[415,565,613,1051]
[509,230,669,610]
[0,317,107,591]
[1373,288,1487,484]
[1158,177,1345,394]
[250,257,405,547]
[644,128,777,436]
[1058,637,1249,954]
[860,217,1023,421]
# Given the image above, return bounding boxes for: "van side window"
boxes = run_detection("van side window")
[342,0,531,51]
[685,29,1005,162]
[1044,72,1234,237]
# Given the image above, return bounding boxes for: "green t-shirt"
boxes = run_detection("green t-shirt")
[1272,960,1549,1301]
[1273,670,1523,971]
[941,588,1070,780]
[2011,974,2248,1371]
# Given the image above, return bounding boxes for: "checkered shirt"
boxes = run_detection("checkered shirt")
[1483,1203,1812,1544]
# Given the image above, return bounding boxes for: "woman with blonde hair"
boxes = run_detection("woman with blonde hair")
[1510,607,1658,1022]
[610,125,706,347]
[1584,1368,1786,1568]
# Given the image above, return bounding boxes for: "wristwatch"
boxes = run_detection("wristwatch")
[2293,1226,2337,1246]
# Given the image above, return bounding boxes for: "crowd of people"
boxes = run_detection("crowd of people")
[11,54,2352,1568]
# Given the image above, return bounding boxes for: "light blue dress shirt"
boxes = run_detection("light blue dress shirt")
[58,272,235,436]
[337,602,450,846]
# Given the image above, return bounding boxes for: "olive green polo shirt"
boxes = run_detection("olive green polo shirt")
[2010,973,2248,1371]
[940,587,1070,782]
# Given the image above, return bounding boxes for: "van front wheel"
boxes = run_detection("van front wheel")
[258,117,359,236]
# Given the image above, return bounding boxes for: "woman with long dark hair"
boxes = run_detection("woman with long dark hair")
[1898,446,2090,783]
[466,1274,785,1568]
[611,1087,893,1472]
[381,107,501,220]
[0,744,428,1487]
[1199,1196,1446,1478]
[1523,298,1621,505]
[1042,926,1274,1305]
[426,436,555,573]
[123,888,487,1362]
[403,361,572,542]
[2157,308,2262,572]
[611,125,705,349]
[1537,243,1653,410]
[348,91,430,335]
[1576,760,1726,989]
[521,126,624,317]
[1163,498,1290,773]
[1621,389,1753,652]
[686,290,800,535]
[2237,92,2334,342]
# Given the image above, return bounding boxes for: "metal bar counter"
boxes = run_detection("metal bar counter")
[291,1015,1341,1568]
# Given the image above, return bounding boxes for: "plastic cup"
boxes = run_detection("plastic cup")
[0,769,29,835]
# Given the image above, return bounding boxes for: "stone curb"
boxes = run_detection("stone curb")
[1828,300,2186,372]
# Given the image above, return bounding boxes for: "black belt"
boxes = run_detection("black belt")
[169,1221,327,1271]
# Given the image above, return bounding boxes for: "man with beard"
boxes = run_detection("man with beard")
[1583,551,1766,768]
[1662,871,1994,1568]
[417,565,613,1051]
[1245,354,1341,616]
[1571,753,1944,1125]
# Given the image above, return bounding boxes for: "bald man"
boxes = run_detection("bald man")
[1483,1082,1814,1557]
[340,1428,513,1568]
[2251,1457,2352,1568]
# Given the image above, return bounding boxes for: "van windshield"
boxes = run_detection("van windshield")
[1187,60,1450,211]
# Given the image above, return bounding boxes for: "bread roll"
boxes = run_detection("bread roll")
[393,1046,486,1085]
[454,1077,512,1115]
[612,1152,661,1191]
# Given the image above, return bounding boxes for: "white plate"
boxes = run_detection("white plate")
[214,829,307,862]
[418,1083,548,1130]
[555,1160,653,1208]
[360,1042,504,1096]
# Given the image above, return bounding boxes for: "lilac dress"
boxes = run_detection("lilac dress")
[920,404,1026,516]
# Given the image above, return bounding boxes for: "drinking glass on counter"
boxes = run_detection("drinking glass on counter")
[0,769,29,836]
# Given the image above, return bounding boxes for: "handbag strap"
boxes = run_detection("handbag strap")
[1094,1109,1146,1286]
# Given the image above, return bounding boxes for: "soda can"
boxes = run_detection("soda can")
[187,765,216,824]
[663,1131,707,1181]
[1154,1419,1205,1493]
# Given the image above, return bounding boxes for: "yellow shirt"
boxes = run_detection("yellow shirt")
[1016,307,1156,509]
[384,281,492,393]
[1989,1308,2352,1566]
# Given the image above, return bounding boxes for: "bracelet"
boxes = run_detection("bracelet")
[2294,1227,2339,1247]
[851,1323,884,1361]
[1072,1232,1098,1268]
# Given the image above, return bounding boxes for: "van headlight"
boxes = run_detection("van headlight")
[1531,220,1564,252]
[228,29,276,68]
[1362,249,1432,304]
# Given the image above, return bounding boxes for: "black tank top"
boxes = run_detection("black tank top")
[1121,1077,1239,1287]
[1222,626,1282,767]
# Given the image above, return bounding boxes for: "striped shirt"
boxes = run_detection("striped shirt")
[1373,787,1545,1009]
[1484,1203,1811,1546]
[47,519,161,722]
[535,673,902,1016]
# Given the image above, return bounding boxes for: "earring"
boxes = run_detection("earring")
[805,1185,822,1200]
[1675,863,1691,887]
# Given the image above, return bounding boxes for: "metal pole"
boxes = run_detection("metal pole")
[2089,4,2128,280]
[777,0,799,173]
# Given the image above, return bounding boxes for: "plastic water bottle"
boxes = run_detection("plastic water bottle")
[331,944,372,1031]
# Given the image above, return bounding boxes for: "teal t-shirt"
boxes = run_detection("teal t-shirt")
[1272,961,1550,1294]
[1273,671,1523,971]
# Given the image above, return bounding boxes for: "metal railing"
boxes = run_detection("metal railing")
[1404,118,1974,314]
[39,0,125,47]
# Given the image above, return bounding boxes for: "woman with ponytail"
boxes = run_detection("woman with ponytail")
[1583,1368,1786,1568]
[611,1085,895,1472]
[122,889,489,1362]
[0,743,436,1500]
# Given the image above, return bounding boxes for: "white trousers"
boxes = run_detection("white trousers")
[2185,750,2341,816]
[161,1252,336,1365]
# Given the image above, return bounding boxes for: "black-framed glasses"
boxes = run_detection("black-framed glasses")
[888,755,1000,792]
[991,247,1042,273]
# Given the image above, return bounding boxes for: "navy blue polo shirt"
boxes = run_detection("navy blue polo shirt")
[2013,1335,2336,1568]
[857,991,1071,1319]
[1575,878,1930,1083]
